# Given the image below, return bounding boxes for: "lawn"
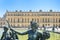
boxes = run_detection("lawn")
[15,29,60,40]
[0,29,60,40]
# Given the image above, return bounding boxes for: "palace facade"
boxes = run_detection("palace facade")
[0,10,60,28]
[5,10,60,27]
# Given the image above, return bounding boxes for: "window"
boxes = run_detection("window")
[16,14,18,16]
[32,18,34,21]
[25,14,26,16]
[22,18,23,23]
[53,18,55,23]
[11,14,13,16]
[48,18,50,23]
[17,24,20,27]
[53,24,55,27]
[59,18,60,23]
[25,18,26,23]
[45,18,47,23]
[18,18,19,23]
[14,18,15,23]
[35,18,36,21]
[11,18,12,23]
[56,24,58,27]
[43,18,44,23]
[37,18,39,23]
[59,14,60,16]
[28,14,29,16]
[45,24,47,26]
[8,14,10,16]
[56,18,57,23]
[42,24,45,27]
[28,18,29,23]
[48,24,50,26]
[8,18,10,22]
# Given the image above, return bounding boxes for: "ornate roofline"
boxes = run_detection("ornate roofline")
[5,10,60,13]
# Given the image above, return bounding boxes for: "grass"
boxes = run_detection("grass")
[0,29,60,40]
[48,32,60,40]
[15,29,60,40]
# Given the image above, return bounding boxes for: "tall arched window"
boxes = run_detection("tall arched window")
[32,18,34,21]
[28,18,29,23]
[53,24,55,27]
[8,18,10,22]
[43,18,44,23]
[48,18,50,23]
[17,24,20,27]
[56,18,57,23]
[22,18,23,23]
[11,18,12,23]
[18,18,19,23]
[37,18,39,23]
[45,18,47,23]
[59,18,60,23]
[14,18,15,23]
[24,18,26,23]
[53,18,55,23]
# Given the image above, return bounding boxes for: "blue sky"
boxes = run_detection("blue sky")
[0,0,60,17]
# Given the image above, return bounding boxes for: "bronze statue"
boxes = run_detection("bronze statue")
[1,20,18,40]
[10,30,18,40]
[6,20,18,40]
[1,26,11,40]
[10,21,50,40]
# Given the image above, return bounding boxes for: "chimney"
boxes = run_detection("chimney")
[20,10,22,12]
[50,10,52,12]
[39,10,42,12]
[29,10,32,12]
[16,10,18,12]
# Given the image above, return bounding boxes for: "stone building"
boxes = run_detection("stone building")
[0,17,5,27]
[3,10,60,28]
